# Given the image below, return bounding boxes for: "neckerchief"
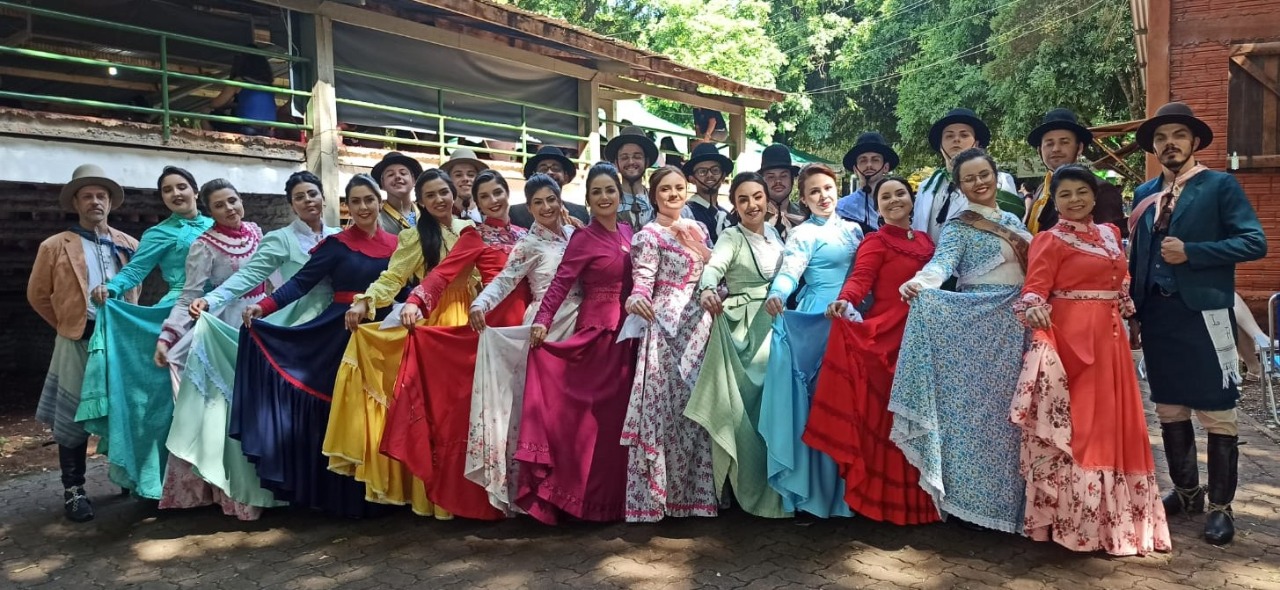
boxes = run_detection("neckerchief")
[1129,163,1207,235]
[68,225,135,259]
[1025,171,1054,233]
[954,210,1030,273]
[656,212,713,261]
[1153,163,1209,232]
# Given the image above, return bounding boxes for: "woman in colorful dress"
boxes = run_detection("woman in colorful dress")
[153,179,277,520]
[232,174,396,518]
[685,172,789,519]
[329,168,472,519]
[892,147,1031,533]
[619,166,717,522]
[79,166,213,499]
[190,171,340,326]
[517,162,637,524]
[465,173,581,515]
[381,170,529,521]
[803,176,939,525]
[759,163,862,518]
[1012,165,1171,555]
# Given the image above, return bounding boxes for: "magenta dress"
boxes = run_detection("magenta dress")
[515,220,637,524]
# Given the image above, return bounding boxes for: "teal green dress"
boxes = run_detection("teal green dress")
[76,213,212,499]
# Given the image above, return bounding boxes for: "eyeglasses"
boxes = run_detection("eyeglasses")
[692,167,722,178]
[960,170,994,186]
[537,163,565,174]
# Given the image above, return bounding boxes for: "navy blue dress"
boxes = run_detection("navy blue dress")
[231,227,398,517]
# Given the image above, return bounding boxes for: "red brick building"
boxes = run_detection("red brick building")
[1133,0,1280,308]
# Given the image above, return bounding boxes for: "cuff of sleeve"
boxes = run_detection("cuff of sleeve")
[352,293,377,320]
[158,327,179,347]
[1012,293,1047,327]
[258,297,280,317]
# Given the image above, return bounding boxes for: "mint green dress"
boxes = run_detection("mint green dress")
[76,213,212,499]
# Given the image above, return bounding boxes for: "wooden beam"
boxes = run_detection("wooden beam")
[1234,42,1280,56]
[577,76,600,166]
[403,0,784,103]
[727,111,746,162]
[1144,0,1169,178]
[600,74,748,115]
[254,0,596,80]
[599,89,641,103]
[305,14,342,226]
[1172,13,1280,46]
[1232,54,1280,102]
[1238,154,1280,168]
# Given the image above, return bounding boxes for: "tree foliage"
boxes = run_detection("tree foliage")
[502,0,1141,174]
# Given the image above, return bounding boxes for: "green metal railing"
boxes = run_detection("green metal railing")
[0,1,596,165]
[0,1,311,140]
[332,66,594,165]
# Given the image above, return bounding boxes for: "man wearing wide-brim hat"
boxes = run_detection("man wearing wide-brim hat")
[509,145,590,229]
[1128,101,1266,546]
[441,147,490,223]
[683,142,734,242]
[757,143,805,240]
[28,164,140,523]
[1023,108,1127,235]
[604,125,660,228]
[913,107,1020,242]
[836,131,900,233]
[371,151,424,234]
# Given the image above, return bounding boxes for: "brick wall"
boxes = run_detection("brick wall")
[1168,0,1280,314]
[0,181,295,407]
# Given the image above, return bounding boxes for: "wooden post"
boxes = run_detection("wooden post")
[306,14,341,225]
[578,75,600,169]
[1144,0,1171,177]
[727,109,747,162]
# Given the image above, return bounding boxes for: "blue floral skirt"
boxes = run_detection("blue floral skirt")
[888,284,1029,533]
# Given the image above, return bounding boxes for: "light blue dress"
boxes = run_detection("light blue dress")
[759,215,861,518]
[77,213,212,499]
[888,203,1030,533]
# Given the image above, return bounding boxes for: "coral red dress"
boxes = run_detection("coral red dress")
[804,223,940,524]
[1011,220,1170,555]
[380,218,529,520]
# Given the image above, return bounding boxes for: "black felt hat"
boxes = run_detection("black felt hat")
[842,131,900,172]
[371,151,424,188]
[523,145,577,183]
[1136,101,1214,153]
[604,125,659,167]
[1026,108,1093,148]
[928,108,991,152]
[758,143,800,176]
[682,142,734,177]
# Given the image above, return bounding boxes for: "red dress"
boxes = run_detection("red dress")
[380,218,530,520]
[803,224,940,525]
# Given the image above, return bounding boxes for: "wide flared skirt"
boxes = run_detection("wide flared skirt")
[164,313,283,520]
[465,300,578,515]
[622,306,717,523]
[231,306,381,518]
[889,285,1027,533]
[1013,303,1171,555]
[804,318,938,525]
[515,326,636,524]
[758,311,852,518]
[685,300,790,519]
[75,299,175,499]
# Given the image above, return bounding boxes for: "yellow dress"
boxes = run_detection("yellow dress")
[323,218,476,517]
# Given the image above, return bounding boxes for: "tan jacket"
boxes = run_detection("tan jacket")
[28,229,140,340]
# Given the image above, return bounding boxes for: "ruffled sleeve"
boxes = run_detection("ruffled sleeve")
[205,230,286,311]
[534,229,590,328]
[472,236,535,314]
[406,226,482,313]
[910,222,964,290]
[1014,231,1058,326]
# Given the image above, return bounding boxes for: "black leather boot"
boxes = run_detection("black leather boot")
[1204,433,1239,545]
[57,444,93,522]
[1160,420,1205,516]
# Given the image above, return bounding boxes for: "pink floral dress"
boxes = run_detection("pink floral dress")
[622,221,717,522]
